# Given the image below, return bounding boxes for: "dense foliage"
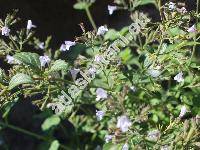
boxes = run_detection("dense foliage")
[0,0,200,149]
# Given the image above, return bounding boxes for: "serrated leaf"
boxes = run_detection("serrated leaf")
[49,140,59,150]
[14,52,40,69]
[41,115,60,131]
[49,60,68,72]
[9,73,33,90]
[73,2,88,10]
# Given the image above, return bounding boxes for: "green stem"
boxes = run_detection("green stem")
[0,121,70,150]
[190,0,199,63]
[41,85,51,110]
[85,7,97,31]
[158,0,163,21]
[0,121,47,140]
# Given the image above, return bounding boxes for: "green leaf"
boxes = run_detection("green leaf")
[168,27,186,37]
[49,59,68,72]
[104,29,119,41]
[139,0,156,6]
[41,115,60,131]
[49,140,60,150]
[14,52,40,69]
[9,73,34,90]
[73,2,88,10]
[103,142,122,150]
[119,48,133,64]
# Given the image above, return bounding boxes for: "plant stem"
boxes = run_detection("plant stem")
[41,85,51,110]
[190,0,199,63]
[85,7,97,31]
[0,121,47,140]
[0,121,70,150]
[158,0,163,21]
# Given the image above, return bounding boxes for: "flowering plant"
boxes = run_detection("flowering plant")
[0,0,200,149]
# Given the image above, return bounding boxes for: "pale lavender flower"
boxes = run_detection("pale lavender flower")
[122,143,129,150]
[60,44,67,51]
[97,26,108,36]
[168,2,176,10]
[94,55,104,62]
[38,42,45,49]
[174,72,184,83]
[161,145,169,150]
[179,105,187,118]
[70,68,80,80]
[96,110,105,121]
[105,135,113,143]
[108,5,117,15]
[27,20,36,30]
[177,7,187,14]
[147,130,160,141]
[187,25,197,33]
[88,67,96,75]
[65,41,76,50]
[117,115,132,132]
[60,41,75,51]
[6,55,15,64]
[148,69,161,78]
[130,86,136,92]
[1,26,10,36]
[39,55,51,67]
[96,88,108,101]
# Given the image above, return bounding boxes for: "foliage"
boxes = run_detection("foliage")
[0,0,200,150]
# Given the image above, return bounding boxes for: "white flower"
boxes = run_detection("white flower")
[177,7,187,14]
[187,25,197,33]
[96,110,105,121]
[122,143,129,150]
[6,55,15,64]
[105,135,113,143]
[27,20,36,30]
[147,130,160,141]
[39,55,51,67]
[96,88,108,101]
[88,67,96,75]
[148,69,161,78]
[60,44,66,51]
[94,55,104,62]
[168,2,176,10]
[60,41,75,51]
[108,5,117,15]
[1,26,10,36]
[130,86,136,92]
[174,72,184,83]
[38,42,45,49]
[179,105,187,118]
[117,115,132,132]
[97,26,108,36]
[161,145,169,150]
[65,41,76,50]
[69,68,80,80]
